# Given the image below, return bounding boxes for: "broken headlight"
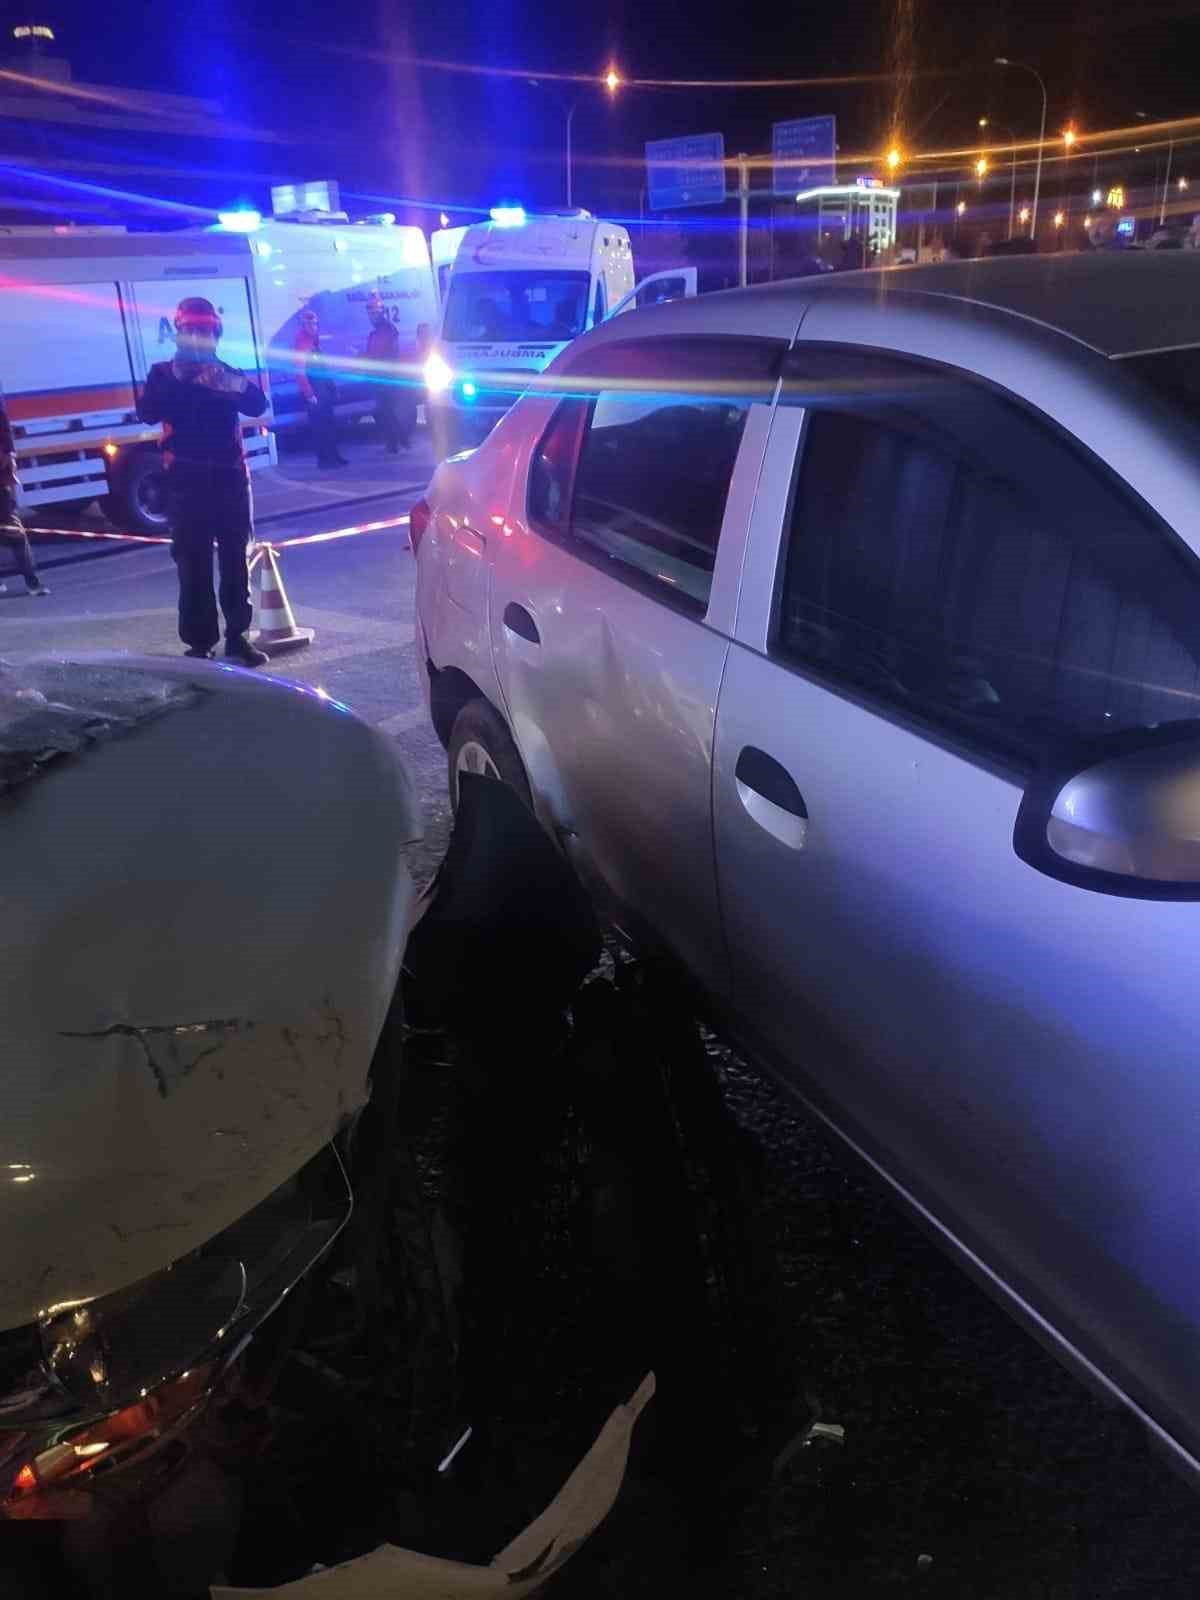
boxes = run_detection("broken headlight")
[0,1142,349,1510]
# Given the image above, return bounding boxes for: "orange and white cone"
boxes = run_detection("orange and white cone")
[251,545,314,655]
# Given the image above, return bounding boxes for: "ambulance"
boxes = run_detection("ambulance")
[247,214,438,428]
[424,208,694,458]
[0,228,274,534]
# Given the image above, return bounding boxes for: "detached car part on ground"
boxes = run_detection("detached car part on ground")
[0,656,419,1520]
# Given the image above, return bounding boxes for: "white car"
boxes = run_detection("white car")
[414,250,1200,1487]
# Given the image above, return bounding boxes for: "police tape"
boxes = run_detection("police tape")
[29,512,411,550]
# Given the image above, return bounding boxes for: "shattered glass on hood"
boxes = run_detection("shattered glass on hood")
[0,660,205,794]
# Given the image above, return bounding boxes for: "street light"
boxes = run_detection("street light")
[1180,176,1190,191]
[1018,205,1030,224]
[1136,111,1176,226]
[1054,210,1065,226]
[956,199,967,215]
[1063,126,1077,149]
[995,57,1048,240]
[886,145,902,175]
[530,67,621,211]
[975,157,988,179]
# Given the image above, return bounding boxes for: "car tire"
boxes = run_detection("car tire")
[106,450,169,536]
[447,698,533,813]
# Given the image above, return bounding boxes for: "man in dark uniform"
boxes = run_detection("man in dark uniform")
[0,393,50,598]
[294,306,346,469]
[137,297,269,665]
[363,292,412,454]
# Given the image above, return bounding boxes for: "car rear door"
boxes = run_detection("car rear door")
[712,344,1200,1469]
[488,334,783,1000]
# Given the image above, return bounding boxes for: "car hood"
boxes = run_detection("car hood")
[0,656,419,1331]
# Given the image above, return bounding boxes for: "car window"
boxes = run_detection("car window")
[569,389,753,610]
[778,354,1200,768]
[529,336,783,614]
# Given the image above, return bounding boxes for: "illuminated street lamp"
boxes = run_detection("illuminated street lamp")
[1063,126,1077,149]
[605,67,621,94]
[1092,187,1103,205]
[1180,176,1190,191]
[1018,204,1031,224]
[886,146,903,176]
[956,199,967,215]
[1054,210,1065,227]
[975,157,988,179]
[995,57,1048,239]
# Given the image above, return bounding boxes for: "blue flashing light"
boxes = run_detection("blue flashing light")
[461,380,478,401]
[489,205,526,228]
[218,208,262,233]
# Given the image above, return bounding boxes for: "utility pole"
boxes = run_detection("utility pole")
[738,154,750,287]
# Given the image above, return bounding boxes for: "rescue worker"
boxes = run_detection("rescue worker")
[0,393,50,597]
[136,296,269,665]
[363,293,410,454]
[294,306,347,469]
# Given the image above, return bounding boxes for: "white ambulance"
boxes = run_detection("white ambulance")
[0,227,274,534]
[247,214,438,429]
[424,208,694,458]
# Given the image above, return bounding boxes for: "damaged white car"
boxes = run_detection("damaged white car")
[0,656,419,1518]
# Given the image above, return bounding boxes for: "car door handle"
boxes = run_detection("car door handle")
[503,602,540,645]
[734,746,808,850]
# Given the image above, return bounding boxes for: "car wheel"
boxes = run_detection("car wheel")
[107,450,169,536]
[447,698,533,812]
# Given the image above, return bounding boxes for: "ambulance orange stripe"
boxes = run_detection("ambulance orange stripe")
[8,384,136,422]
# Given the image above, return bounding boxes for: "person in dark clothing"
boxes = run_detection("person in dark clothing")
[0,395,49,598]
[137,296,269,665]
[294,307,346,468]
[363,293,412,453]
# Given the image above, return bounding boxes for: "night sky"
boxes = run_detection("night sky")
[16,0,1200,221]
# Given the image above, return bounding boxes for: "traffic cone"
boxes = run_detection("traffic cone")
[251,545,314,655]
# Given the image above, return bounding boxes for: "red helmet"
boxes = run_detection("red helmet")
[174,296,223,339]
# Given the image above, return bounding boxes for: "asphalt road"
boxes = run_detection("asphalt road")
[3,486,453,889]
[6,484,1200,1596]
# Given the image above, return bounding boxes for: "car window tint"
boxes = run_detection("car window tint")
[779,383,1200,768]
[571,389,752,611]
[528,399,587,535]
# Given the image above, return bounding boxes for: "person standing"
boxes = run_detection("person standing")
[137,296,269,666]
[363,293,410,454]
[0,393,50,598]
[294,306,346,469]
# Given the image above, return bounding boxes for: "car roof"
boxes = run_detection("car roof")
[811,252,1200,357]
[571,251,1200,364]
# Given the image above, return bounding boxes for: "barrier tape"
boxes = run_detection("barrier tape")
[26,512,410,552]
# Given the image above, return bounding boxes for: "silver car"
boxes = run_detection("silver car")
[414,253,1200,1484]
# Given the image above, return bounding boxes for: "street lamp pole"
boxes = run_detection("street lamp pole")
[565,102,577,209]
[996,57,1047,241]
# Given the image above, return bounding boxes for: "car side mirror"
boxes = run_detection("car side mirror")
[1014,721,1200,898]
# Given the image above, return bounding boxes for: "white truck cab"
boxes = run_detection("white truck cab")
[424,208,691,458]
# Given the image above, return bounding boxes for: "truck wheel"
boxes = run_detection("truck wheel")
[447,698,533,813]
[107,451,169,536]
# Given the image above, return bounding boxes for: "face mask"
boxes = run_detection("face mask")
[176,331,218,365]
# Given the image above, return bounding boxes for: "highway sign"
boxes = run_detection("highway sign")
[772,116,836,196]
[645,133,727,210]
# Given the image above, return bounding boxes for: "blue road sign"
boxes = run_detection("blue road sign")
[772,116,836,196]
[645,133,727,211]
